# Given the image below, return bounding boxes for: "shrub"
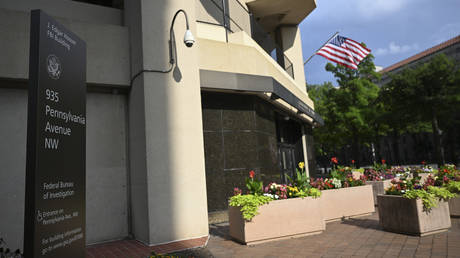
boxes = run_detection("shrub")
[229,194,272,221]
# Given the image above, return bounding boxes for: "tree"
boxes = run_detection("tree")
[307,82,343,163]
[385,54,460,166]
[321,53,381,166]
[380,68,429,164]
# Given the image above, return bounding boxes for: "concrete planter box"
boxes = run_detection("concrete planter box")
[229,197,325,245]
[366,180,392,205]
[320,185,375,222]
[377,195,451,236]
[449,197,460,217]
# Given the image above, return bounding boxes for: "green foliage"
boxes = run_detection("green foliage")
[428,186,457,200]
[382,54,460,165]
[403,189,438,211]
[372,162,389,172]
[307,51,381,165]
[285,168,310,191]
[229,194,272,221]
[353,168,364,173]
[246,177,263,195]
[330,169,346,181]
[309,49,460,167]
[287,186,322,199]
[447,181,460,193]
[308,188,322,198]
[330,166,351,181]
[403,186,456,211]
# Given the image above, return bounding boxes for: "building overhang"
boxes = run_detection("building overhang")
[200,69,324,126]
[244,0,316,32]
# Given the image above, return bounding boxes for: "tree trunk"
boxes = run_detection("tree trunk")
[431,108,445,166]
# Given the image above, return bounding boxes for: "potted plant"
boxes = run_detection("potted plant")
[428,164,460,217]
[228,164,325,245]
[409,162,436,184]
[377,176,455,236]
[446,181,460,217]
[312,157,375,222]
[363,160,396,205]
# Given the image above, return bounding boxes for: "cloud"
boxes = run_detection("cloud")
[374,42,419,56]
[355,0,413,19]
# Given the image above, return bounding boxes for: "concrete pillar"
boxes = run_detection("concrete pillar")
[279,25,307,92]
[301,125,310,177]
[125,0,209,245]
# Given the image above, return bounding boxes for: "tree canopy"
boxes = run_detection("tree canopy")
[308,52,381,166]
[308,52,460,167]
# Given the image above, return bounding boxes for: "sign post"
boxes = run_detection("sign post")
[24,10,86,258]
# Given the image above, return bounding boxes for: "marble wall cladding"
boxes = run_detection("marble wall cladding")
[223,131,259,169]
[203,132,224,171]
[205,169,227,211]
[201,91,282,212]
[201,108,222,132]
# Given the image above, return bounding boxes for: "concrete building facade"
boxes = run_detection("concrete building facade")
[0,0,321,251]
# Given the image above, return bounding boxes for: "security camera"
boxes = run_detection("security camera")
[184,29,195,47]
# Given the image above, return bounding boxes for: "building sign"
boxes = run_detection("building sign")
[24,10,86,258]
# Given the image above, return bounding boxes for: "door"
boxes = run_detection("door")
[279,144,296,183]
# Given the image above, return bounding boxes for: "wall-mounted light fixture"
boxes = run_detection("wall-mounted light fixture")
[130,9,195,85]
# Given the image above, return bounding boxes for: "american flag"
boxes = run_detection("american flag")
[316,35,371,70]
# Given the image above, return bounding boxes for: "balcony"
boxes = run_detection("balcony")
[197,0,294,79]
[244,0,316,32]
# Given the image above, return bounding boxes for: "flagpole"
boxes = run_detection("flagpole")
[304,31,339,66]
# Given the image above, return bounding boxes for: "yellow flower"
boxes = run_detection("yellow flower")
[299,162,305,169]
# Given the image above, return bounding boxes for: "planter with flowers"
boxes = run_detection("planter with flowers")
[447,181,460,217]
[313,157,375,222]
[426,164,460,217]
[228,164,325,245]
[377,175,455,236]
[409,162,436,184]
[363,160,396,205]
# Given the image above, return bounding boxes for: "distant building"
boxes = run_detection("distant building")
[380,35,460,85]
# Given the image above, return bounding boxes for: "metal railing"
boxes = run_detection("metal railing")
[197,0,294,79]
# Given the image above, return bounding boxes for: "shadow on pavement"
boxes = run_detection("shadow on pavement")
[209,223,231,240]
[339,216,382,231]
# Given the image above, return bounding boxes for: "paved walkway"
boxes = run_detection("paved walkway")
[88,213,460,258]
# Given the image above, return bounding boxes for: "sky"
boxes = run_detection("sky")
[300,0,460,86]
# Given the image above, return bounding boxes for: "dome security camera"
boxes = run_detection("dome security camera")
[184,29,195,47]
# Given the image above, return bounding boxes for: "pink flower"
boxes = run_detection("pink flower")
[249,170,255,179]
[233,187,242,196]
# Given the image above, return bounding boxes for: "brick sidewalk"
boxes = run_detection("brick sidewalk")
[87,213,460,257]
